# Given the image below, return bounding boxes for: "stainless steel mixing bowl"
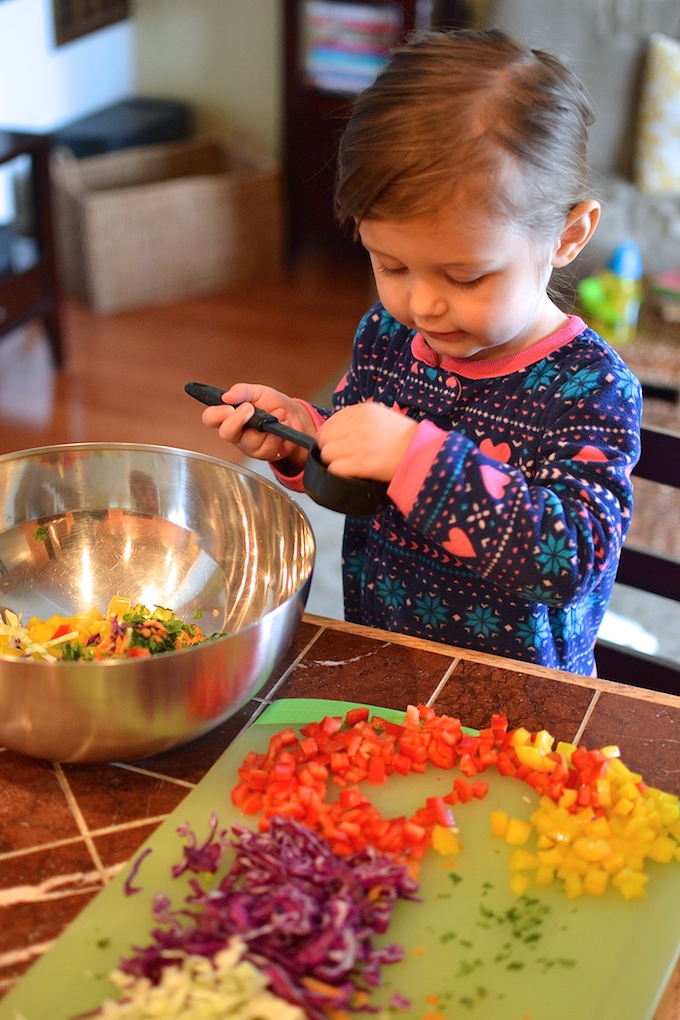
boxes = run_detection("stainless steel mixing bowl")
[0,443,315,762]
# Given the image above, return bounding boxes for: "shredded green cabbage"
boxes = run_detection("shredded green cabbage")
[96,938,304,1020]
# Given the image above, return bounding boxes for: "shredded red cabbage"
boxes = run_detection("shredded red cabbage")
[123,847,153,896]
[171,811,227,878]
[110,614,126,639]
[118,816,418,1018]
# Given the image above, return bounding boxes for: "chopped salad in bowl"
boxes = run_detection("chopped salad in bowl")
[0,596,222,663]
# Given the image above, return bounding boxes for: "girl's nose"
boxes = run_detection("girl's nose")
[408,278,447,321]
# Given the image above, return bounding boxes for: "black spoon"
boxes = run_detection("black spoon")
[185,382,390,517]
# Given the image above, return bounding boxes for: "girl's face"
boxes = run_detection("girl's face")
[359,197,567,362]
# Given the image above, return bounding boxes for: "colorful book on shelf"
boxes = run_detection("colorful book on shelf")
[304,0,404,93]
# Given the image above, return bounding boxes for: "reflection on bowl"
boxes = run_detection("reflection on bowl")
[0,443,315,762]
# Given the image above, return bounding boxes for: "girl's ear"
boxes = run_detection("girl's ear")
[551,201,601,267]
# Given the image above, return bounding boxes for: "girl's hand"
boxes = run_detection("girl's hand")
[201,383,316,472]
[316,403,417,482]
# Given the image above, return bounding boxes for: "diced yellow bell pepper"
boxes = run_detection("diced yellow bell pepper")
[556,741,576,761]
[107,595,131,618]
[583,867,609,896]
[509,872,532,896]
[589,816,612,839]
[534,729,554,753]
[622,815,655,842]
[595,778,612,806]
[563,872,583,899]
[537,847,564,867]
[613,796,634,816]
[508,849,539,871]
[618,780,641,802]
[558,851,588,877]
[558,789,578,810]
[611,868,649,900]
[600,745,621,758]
[431,825,462,856]
[534,864,555,886]
[505,818,532,845]
[489,811,509,839]
[647,836,677,864]
[572,837,612,862]
[659,803,680,827]
[510,727,532,748]
[600,852,626,876]
[516,745,546,770]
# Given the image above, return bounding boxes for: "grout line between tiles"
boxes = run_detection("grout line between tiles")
[52,762,108,884]
[0,939,54,975]
[571,689,602,745]
[0,815,171,863]
[262,624,326,701]
[426,657,461,707]
[109,762,196,787]
[0,864,124,908]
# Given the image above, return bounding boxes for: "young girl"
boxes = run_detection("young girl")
[201,29,641,677]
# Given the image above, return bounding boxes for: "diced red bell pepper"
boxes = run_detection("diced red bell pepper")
[428,741,456,770]
[458,753,479,777]
[454,777,474,803]
[367,755,386,785]
[391,752,411,776]
[345,706,370,726]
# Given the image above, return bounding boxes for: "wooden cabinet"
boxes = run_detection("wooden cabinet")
[282,0,471,251]
[0,131,62,365]
[282,0,420,250]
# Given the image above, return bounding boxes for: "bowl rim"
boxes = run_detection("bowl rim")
[0,441,315,667]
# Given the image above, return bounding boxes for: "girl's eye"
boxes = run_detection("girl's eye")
[446,276,485,289]
[376,263,407,277]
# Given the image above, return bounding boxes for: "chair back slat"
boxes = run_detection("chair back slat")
[596,641,680,695]
[595,424,680,695]
[633,426,680,488]
[615,548,680,602]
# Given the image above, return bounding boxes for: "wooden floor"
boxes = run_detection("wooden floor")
[0,241,375,461]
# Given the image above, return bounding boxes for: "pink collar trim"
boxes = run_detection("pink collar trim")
[411,315,587,378]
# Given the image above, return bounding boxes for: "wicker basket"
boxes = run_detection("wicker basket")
[51,137,285,313]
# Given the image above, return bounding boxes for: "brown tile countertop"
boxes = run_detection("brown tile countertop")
[1,614,679,1016]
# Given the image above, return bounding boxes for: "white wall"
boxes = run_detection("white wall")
[0,0,134,131]
[133,0,282,159]
[0,0,281,158]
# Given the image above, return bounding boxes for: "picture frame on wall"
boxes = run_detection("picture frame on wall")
[52,0,130,47]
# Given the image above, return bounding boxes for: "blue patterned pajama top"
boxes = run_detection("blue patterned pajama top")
[279,303,642,676]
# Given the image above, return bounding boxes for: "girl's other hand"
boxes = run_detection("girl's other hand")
[317,403,417,482]
[201,383,315,471]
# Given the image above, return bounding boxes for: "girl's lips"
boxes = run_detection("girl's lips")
[423,329,467,342]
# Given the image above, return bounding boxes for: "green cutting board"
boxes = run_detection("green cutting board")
[1,699,679,1020]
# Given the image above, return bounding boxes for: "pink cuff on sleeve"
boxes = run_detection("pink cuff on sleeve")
[388,419,448,515]
[270,398,326,492]
[294,398,328,431]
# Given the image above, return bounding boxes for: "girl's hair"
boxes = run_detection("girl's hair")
[334,29,595,240]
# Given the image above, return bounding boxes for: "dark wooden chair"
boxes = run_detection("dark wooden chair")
[595,424,680,696]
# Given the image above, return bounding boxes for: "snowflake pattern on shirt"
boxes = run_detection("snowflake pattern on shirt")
[325,304,642,676]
